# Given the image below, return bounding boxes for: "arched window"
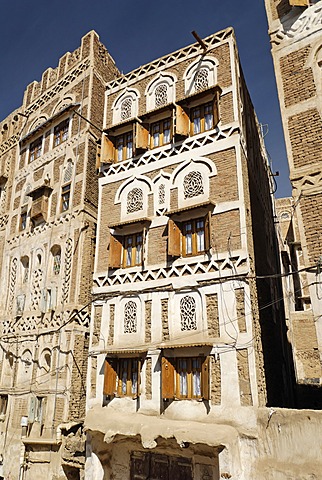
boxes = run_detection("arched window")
[194,68,209,91]
[183,171,204,199]
[51,245,61,275]
[180,296,197,331]
[155,84,168,107]
[19,350,33,381]
[21,256,29,283]
[127,188,143,214]
[121,98,133,121]
[124,301,137,333]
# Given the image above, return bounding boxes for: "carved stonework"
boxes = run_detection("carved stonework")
[183,171,204,199]
[62,238,73,304]
[124,301,137,333]
[155,84,168,107]
[180,295,197,331]
[270,3,322,46]
[8,257,17,314]
[31,268,43,310]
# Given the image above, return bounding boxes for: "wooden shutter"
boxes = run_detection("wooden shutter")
[175,105,189,137]
[150,454,169,480]
[100,134,115,165]
[103,358,117,396]
[289,0,308,5]
[213,89,220,127]
[130,452,149,480]
[168,219,181,257]
[170,457,192,480]
[204,211,211,251]
[162,357,175,399]
[201,356,210,400]
[136,123,149,151]
[109,235,122,268]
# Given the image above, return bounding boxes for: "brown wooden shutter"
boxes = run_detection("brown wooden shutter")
[168,218,181,257]
[201,356,210,400]
[109,235,122,268]
[103,358,117,396]
[289,0,308,5]
[100,134,115,164]
[213,89,220,127]
[204,211,211,251]
[136,123,149,151]
[162,357,175,399]
[175,105,189,137]
[130,452,149,480]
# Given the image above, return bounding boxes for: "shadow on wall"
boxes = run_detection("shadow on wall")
[296,383,322,410]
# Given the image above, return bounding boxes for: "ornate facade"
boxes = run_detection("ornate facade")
[0,31,119,479]
[85,28,295,479]
[265,0,322,405]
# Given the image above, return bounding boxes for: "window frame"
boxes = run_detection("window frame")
[168,213,210,258]
[122,232,143,268]
[54,119,69,147]
[115,131,133,162]
[162,355,209,400]
[104,357,141,398]
[190,102,214,135]
[0,395,8,416]
[150,118,172,148]
[61,183,71,212]
[29,137,43,162]
[20,209,28,231]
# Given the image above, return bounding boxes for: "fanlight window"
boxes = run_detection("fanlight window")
[127,188,143,214]
[124,301,137,333]
[180,296,197,331]
[63,161,73,184]
[155,84,168,108]
[121,98,133,121]
[183,171,204,199]
[194,68,209,91]
[158,184,166,205]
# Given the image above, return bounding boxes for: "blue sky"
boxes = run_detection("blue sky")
[0,0,291,197]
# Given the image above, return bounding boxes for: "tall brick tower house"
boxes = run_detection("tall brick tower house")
[264,0,322,403]
[85,28,295,480]
[0,31,119,479]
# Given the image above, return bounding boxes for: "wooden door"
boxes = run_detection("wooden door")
[130,452,193,480]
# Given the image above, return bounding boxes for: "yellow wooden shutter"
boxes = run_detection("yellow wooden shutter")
[204,211,211,251]
[213,89,220,127]
[109,235,122,268]
[175,105,189,137]
[168,218,181,257]
[100,134,115,164]
[136,123,149,151]
[162,357,175,399]
[103,358,117,396]
[289,0,309,6]
[201,356,210,400]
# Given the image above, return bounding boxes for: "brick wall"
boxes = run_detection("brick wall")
[289,108,322,169]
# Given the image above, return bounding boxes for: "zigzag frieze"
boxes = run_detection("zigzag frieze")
[291,169,322,192]
[107,29,233,92]
[8,211,77,245]
[101,125,239,178]
[25,60,90,115]
[270,3,322,46]
[94,254,248,289]
[0,309,90,336]
[0,134,20,155]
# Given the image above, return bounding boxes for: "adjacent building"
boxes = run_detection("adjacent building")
[0,31,119,479]
[85,28,295,480]
[265,0,322,405]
